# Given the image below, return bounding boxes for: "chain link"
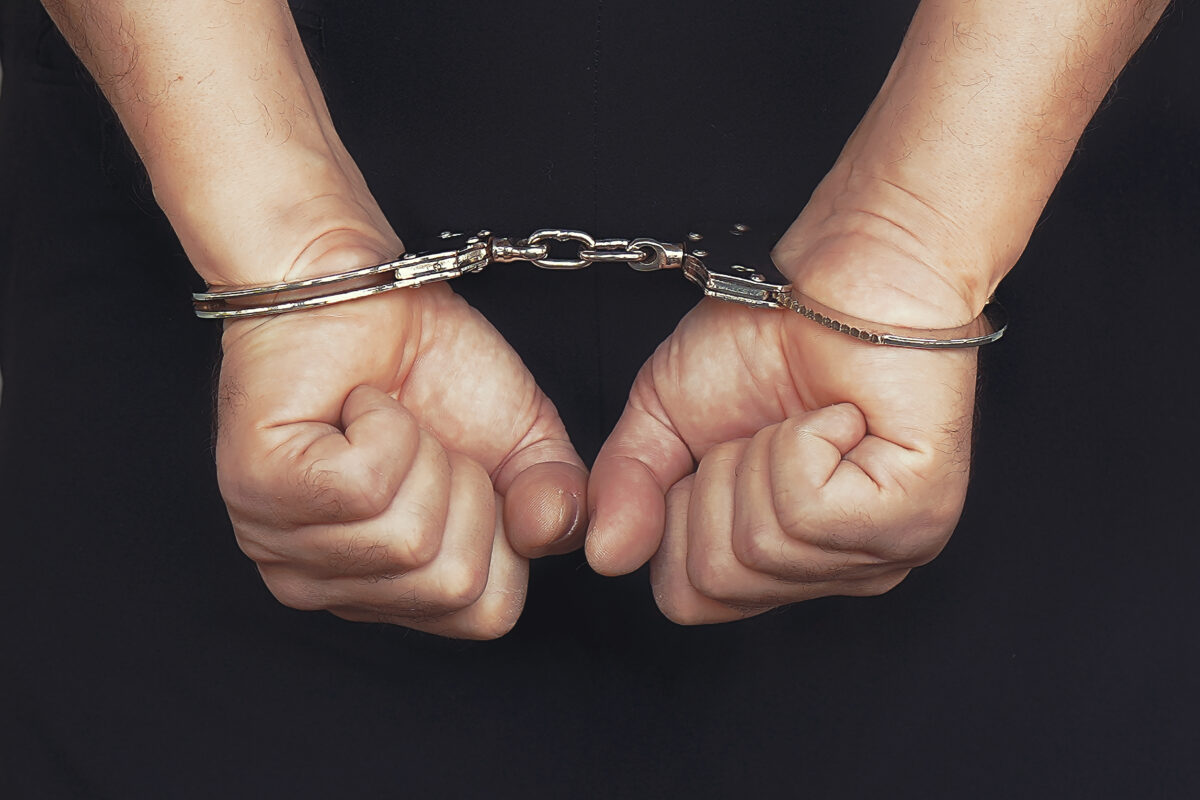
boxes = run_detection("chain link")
[191,223,1003,348]
[491,229,684,272]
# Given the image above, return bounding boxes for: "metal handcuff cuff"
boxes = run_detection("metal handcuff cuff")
[193,224,1006,349]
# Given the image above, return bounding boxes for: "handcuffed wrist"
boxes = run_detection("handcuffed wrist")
[193,224,1007,349]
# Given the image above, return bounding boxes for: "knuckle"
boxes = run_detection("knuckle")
[653,586,705,626]
[353,465,400,517]
[685,552,736,601]
[465,589,527,640]
[731,520,781,572]
[260,570,328,612]
[331,463,396,520]
[234,533,289,567]
[396,523,441,570]
[432,553,489,609]
[216,446,277,506]
[653,585,750,626]
[877,510,960,566]
[395,500,446,566]
[771,487,818,540]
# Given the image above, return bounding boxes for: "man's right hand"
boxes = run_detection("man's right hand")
[215,243,587,640]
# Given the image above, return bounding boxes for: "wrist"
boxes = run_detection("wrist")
[774,170,991,331]
[161,157,401,288]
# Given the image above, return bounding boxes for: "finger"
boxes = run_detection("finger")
[679,437,802,609]
[777,402,964,566]
[242,425,450,579]
[652,470,773,626]
[684,440,764,602]
[770,404,956,566]
[731,414,890,583]
[322,451,496,626]
[767,403,890,553]
[650,475,749,625]
[586,396,695,576]
[830,567,912,598]
[492,397,589,558]
[411,497,529,640]
[501,460,588,557]
[219,384,421,527]
[336,493,529,640]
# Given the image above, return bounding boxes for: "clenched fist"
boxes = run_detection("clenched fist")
[216,244,587,639]
[586,233,980,624]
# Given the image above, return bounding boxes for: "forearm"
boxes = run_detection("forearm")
[783,0,1168,321]
[42,0,395,285]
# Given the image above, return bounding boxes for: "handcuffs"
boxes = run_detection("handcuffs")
[193,224,1006,349]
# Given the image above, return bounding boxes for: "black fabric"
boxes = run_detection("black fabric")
[1,1,1197,797]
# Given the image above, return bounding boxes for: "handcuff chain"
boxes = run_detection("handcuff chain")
[490,228,683,272]
[191,225,1006,349]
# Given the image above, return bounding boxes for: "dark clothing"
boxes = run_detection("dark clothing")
[2,2,1197,796]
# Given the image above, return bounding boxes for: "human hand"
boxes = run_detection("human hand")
[585,232,980,624]
[216,239,586,639]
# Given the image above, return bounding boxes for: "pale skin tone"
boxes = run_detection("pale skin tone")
[44,0,1168,633]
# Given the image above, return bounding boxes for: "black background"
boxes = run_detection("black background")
[1,1,1197,797]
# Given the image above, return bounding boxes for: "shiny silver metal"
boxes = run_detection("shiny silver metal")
[779,292,1007,348]
[490,238,550,263]
[579,248,646,263]
[192,231,489,319]
[526,229,597,270]
[682,254,783,309]
[628,238,683,272]
[680,223,1006,348]
[192,223,1005,347]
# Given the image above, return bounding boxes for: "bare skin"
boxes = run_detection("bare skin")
[43,0,587,638]
[216,256,588,638]
[44,0,1168,631]
[585,0,1169,622]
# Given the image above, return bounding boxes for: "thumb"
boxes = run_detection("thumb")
[491,394,589,558]
[585,398,694,576]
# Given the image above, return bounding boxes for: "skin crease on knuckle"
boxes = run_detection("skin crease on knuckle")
[658,599,710,627]
[765,429,966,567]
[652,579,714,627]
[327,535,414,580]
[471,586,527,640]
[259,567,331,613]
[658,580,771,626]
[428,547,491,611]
[731,519,789,575]
[376,492,444,568]
[685,546,744,602]
[214,436,286,519]
[339,453,401,522]
[294,426,416,523]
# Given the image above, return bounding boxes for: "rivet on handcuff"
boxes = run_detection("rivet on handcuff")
[192,224,1006,349]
